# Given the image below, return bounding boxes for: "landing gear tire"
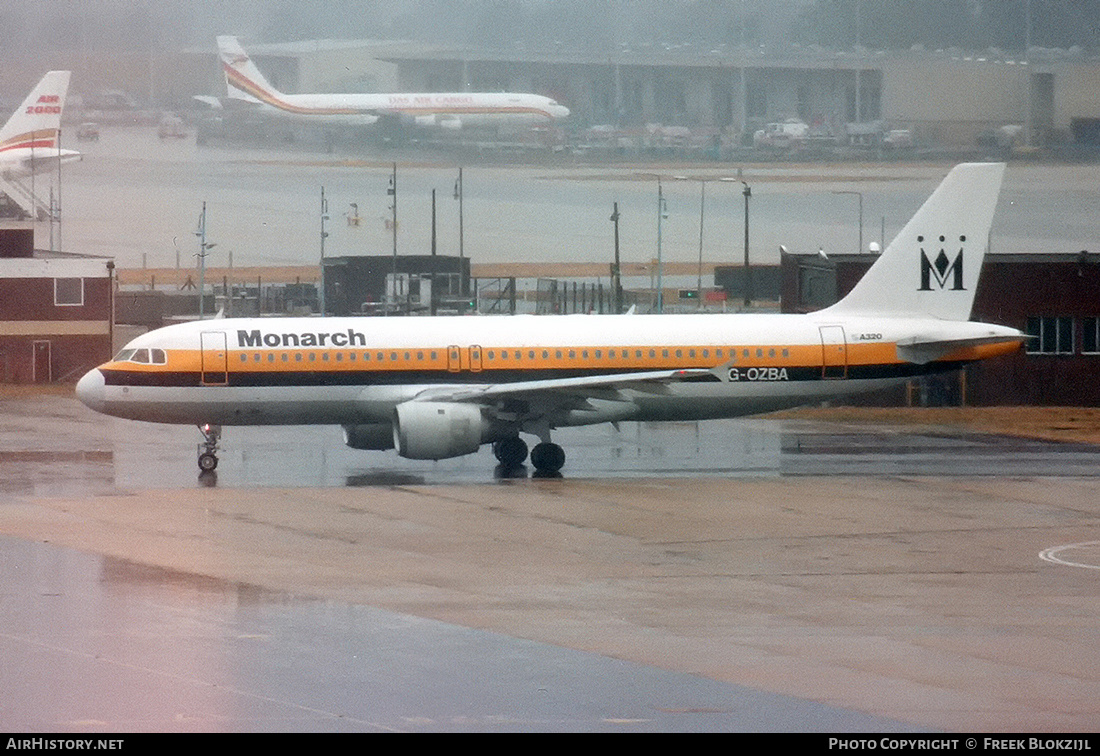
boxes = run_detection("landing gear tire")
[197,423,221,474]
[530,442,565,473]
[493,437,529,467]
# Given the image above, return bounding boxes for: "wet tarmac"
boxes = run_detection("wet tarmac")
[0,537,917,732]
[2,394,1100,732]
[5,392,1100,493]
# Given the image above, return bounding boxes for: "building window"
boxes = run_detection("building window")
[1026,316,1075,355]
[1083,318,1100,354]
[54,278,83,306]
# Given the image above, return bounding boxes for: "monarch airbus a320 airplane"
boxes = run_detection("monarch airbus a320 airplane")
[77,163,1023,474]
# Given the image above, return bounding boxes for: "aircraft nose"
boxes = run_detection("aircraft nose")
[76,368,105,412]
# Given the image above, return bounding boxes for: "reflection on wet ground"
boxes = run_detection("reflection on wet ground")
[0,535,915,732]
[3,394,1100,491]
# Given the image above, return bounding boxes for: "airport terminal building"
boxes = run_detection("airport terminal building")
[166,39,1100,150]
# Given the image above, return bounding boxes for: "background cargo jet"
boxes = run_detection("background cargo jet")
[203,36,570,132]
[77,163,1023,475]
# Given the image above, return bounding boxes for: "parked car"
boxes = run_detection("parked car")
[157,115,187,139]
[883,129,914,149]
[76,122,100,141]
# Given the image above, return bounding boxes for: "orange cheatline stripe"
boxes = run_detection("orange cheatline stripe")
[106,341,908,376]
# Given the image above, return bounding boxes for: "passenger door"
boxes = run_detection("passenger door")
[200,331,228,386]
[819,326,847,379]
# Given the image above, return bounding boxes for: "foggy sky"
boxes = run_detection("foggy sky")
[4,0,1096,60]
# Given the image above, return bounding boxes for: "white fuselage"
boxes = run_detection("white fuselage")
[76,311,1022,428]
[246,91,568,128]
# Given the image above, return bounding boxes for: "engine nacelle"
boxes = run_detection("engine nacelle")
[393,401,488,460]
[343,423,395,451]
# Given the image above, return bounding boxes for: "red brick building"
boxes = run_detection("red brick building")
[0,224,113,383]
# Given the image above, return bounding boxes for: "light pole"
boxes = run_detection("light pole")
[854,0,862,124]
[697,180,706,301]
[657,179,668,313]
[610,201,622,313]
[832,190,863,254]
[742,181,751,308]
[194,201,216,319]
[430,188,437,316]
[673,175,742,307]
[319,186,329,315]
[1024,0,1032,148]
[453,167,464,297]
[387,163,397,314]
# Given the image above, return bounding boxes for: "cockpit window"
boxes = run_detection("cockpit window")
[113,348,167,365]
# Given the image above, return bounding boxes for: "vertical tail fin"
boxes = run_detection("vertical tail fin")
[822,162,1006,321]
[217,36,277,104]
[0,71,71,152]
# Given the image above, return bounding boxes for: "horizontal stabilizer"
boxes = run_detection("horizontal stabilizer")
[192,95,223,110]
[896,332,1024,364]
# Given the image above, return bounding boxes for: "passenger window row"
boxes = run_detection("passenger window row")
[232,346,794,365]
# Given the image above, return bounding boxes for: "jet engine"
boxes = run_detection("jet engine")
[392,401,489,460]
[343,423,395,451]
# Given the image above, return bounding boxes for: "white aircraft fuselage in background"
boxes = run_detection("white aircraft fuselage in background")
[211,36,570,130]
[77,163,1024,474]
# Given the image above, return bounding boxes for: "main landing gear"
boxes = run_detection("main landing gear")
[491,436,566,473]
[197,423,221,472]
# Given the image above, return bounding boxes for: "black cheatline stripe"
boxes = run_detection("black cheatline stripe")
[100,361,963,390]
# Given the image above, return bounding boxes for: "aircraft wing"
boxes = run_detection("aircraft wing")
[414,368,717,405]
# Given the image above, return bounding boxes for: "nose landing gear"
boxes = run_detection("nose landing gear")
[197,423,221,472]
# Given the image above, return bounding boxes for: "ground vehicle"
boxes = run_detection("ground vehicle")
[157,115,187,139]
[753,119,809,149]
[76,122,100,141]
